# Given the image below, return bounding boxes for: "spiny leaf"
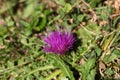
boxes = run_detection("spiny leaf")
[47,54,75,80]
[80,58,96,80]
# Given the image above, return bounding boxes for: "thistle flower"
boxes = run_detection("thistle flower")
[44,31,75,55]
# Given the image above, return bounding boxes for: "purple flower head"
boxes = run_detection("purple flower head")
[44,31,75,55]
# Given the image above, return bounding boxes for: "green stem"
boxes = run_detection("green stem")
[24,65,55,77]
[45,69,62,80]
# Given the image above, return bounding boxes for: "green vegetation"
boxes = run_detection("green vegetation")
[0,0,120,80]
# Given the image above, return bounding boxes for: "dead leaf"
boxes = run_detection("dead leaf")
[79,58,86,65]
[0,19,6,26]
[112,0,120,20]
[98,20,107,27]
[114,0,120,14]
[41,0,58,10]
[99,60,106,76]
[69,18,73,24]
[114,58,120,66]
[0,44,6,49]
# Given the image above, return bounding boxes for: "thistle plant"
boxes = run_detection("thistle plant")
[44,31,75,55]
